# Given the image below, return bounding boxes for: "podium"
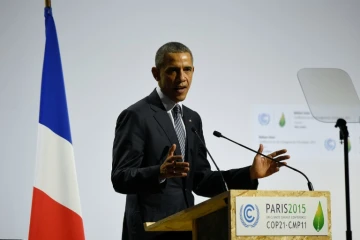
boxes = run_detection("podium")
[144,190,331,239]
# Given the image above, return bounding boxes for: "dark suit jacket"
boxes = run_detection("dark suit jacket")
[112,89,258,240]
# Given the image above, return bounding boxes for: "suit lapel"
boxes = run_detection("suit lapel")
[183,106,194,164]
[153,112,182,156]
[148,90,182,156]
[182,106,194,194]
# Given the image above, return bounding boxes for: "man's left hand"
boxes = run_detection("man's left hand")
[249,144,290,179]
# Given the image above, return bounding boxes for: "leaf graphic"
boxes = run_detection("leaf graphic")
[313,201,325,232]
[279,113,286,127]
[348,138,351,152]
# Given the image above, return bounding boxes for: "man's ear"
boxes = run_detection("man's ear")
[151,67,159,81]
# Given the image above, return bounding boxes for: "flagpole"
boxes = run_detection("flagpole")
[45,0,51,7]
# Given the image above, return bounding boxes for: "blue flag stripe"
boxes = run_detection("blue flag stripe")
[39,7,72,144]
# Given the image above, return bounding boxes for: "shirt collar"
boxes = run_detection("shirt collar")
[156,86,183,116]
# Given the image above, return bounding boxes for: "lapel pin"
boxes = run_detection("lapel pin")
[189,119,192,122]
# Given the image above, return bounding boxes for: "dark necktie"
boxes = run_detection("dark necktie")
[172,104,186,159]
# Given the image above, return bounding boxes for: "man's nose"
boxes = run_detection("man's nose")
[178,69,186,81]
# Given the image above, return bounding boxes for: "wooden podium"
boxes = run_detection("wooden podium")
[144,190,331,240]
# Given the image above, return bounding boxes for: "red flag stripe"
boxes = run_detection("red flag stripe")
[29,187,85,240]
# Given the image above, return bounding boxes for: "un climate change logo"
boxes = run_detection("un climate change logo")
[240,204,260,228]
[324,138,336,151]
[258,113,270,125]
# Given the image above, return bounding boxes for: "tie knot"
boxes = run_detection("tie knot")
[173,104,181,114]
[172,104,182,118]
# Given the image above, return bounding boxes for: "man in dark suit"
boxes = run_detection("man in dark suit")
[112,42,289,240]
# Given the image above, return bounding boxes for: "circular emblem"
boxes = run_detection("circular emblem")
[239,204,260,228]
[258,113,270,125]
[324,138,336,151]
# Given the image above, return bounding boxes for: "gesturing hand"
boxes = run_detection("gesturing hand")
[159,144,190,180]
[250,144,290,179]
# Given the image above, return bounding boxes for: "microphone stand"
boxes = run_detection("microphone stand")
[335,119,352,240]
[191,127,229,192]
[213,131,314,191]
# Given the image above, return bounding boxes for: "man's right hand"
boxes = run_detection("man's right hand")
[159,144,190,180]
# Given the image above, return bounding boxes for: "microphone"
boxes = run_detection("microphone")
[213,131,314,191]
[191,127,229,192]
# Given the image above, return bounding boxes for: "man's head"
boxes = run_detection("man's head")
[152,42,194,103]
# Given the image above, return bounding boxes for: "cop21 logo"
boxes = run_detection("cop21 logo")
[239,204,260,228]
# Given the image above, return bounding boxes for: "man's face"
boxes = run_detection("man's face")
[152,52,194,103]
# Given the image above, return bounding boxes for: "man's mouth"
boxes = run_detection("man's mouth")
[174,86,187,89]
[174,86,187,93]
[174,86,186,90]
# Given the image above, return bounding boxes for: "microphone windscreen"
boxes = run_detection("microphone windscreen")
[213,131,222,138]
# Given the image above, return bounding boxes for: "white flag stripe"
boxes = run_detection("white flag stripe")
[34,124,82,216]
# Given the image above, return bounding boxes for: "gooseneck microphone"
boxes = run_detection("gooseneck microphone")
[191,127,229,192]
[213,131,314,191]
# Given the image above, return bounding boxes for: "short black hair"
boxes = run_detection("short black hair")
[155,42,193,69]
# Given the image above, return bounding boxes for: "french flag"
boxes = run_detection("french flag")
[28,6,85,240]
